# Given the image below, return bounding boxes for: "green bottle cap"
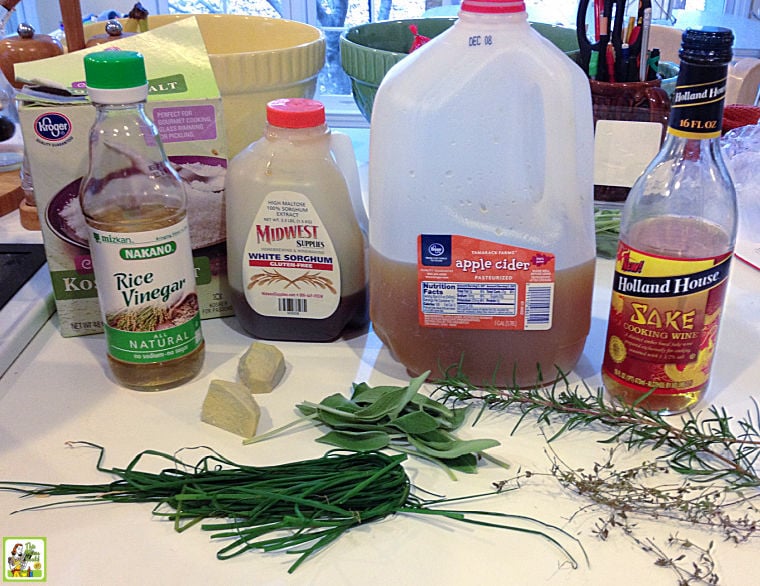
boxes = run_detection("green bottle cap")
[84,50,147,90]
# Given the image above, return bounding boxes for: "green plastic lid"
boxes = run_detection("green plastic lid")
[84,50,147,90]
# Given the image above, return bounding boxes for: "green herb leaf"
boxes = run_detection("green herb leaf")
[409,435,501,460]
[316,430,391,451]
[389,410,441,434]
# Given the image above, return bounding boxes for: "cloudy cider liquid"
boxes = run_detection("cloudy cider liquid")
[370,249,594,388]
[602,215,732,412]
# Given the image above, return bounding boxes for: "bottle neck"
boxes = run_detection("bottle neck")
[266,122,330,144]
[667,59,729,140]
[94,100,146,116]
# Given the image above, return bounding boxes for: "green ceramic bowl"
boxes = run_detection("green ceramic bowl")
[339,18,580,122]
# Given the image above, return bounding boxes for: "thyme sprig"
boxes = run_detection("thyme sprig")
[546,445,760,543]
[597,520,720,586]
[495,444,755,584]
[433,373,760,487]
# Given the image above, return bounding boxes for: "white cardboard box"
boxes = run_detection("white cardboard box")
[16,18,233,337]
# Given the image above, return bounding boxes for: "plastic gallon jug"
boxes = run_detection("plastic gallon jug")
[226,98,368,342]
[369,0,596,387]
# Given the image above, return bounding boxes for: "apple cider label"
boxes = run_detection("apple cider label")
[417,234,555,330]
[603,241,732,395]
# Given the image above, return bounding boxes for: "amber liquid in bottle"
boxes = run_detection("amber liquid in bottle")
[85,205,205,391]
[370,249,595,387]
[602,216,732,412]
[601,28,736,413]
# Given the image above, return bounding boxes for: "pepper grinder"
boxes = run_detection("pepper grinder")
[0,23,63,89]
[85,20,136,47]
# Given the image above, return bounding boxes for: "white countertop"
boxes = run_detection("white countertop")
[2,125,760,584]
[1,252,759,584]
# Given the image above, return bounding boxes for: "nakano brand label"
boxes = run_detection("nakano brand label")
[243,190,340,319]
[668,63,727,139]
[602,242,732,395]
[87,219,203,364]
[417,234,555,330]
[120,241,176,259]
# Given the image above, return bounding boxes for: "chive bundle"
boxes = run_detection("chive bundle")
[1,442,583,572]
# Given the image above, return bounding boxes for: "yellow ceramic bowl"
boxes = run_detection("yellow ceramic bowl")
[85,14,325,157]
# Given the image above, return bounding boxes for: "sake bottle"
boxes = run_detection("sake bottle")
[602,27,736,413]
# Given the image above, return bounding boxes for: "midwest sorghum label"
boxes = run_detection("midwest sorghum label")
[417,234,555,330]
[88,219,202,364]
[243,191,340,319]
[602,241,732,395]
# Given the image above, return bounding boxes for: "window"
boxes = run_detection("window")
[159,0,432,123]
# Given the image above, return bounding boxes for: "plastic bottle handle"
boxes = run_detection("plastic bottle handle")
[330,131,369,234]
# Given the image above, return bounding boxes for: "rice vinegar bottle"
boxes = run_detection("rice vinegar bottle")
[80,50,204,391]
[602,28,736,412]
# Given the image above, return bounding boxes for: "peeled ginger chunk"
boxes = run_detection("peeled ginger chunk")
[238,342,285,394]
[201,379,261,438]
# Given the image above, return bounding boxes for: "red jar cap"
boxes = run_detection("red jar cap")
[266,98,326,129]
[460,0,526,13]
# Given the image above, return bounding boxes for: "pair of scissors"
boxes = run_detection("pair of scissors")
[576,0,628,81]
[608,0,629,82]
[576,0,601,77]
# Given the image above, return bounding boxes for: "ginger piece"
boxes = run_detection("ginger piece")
[201,379,261,438]
[237,342,285,394]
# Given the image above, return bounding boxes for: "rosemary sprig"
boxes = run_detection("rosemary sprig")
[433,373,760,487]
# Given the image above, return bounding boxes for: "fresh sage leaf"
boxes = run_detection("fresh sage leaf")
[389,410,440,434]
[316,430,391,451]
[439,453,479,474]
[409,435,500,460]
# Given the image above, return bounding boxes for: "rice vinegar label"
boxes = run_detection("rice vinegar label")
[243,191,340,319]
[88,219,203,364]
[603,242,732,395]
[417,234,555,330]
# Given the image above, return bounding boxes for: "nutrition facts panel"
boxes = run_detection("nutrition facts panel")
[421,281,517,316]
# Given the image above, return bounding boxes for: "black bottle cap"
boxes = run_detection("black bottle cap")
[679,27,734,65]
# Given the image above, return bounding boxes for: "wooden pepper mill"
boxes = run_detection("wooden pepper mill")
[0,23,63,89]
[85,20,136,48]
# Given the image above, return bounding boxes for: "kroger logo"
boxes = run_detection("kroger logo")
[34,113,72,142]
[427,243,445,257]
